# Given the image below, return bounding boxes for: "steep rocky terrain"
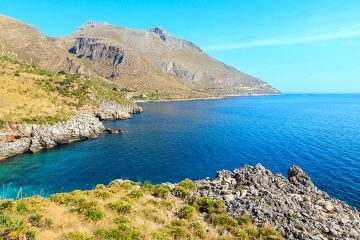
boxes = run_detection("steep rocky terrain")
[67,22,279,96]
[195,165,360,240]
[0,178,282,240]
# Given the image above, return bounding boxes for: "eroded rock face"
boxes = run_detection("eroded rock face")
[0,113,104,160]
[69,37,125,67]
[96,100,142,120]
[0,101,142,160]
[29,113,105,153]
[195,164,360,240]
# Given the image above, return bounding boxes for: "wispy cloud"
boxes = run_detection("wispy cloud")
[203,25,360,50]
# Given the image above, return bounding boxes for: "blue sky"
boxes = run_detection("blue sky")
[1,0,360,93]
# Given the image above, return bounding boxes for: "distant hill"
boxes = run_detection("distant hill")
[64,22,280,95]
[0,15,279,103]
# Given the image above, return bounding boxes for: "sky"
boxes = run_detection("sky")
[1,0,360,93]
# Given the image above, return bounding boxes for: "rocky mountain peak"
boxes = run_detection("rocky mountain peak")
[149,26,202,53]
[77,20,109,31]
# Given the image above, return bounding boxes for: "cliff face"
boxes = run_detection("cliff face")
[0,113,105,160]
[0,100,142,160]
[68,23,280,96]
[196,165,360,239]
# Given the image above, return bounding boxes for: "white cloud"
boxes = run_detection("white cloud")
[203,25,360,50]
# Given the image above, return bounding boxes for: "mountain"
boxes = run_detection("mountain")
[0,15,279,101]
[64,22,280,95]
[0,15,83,73]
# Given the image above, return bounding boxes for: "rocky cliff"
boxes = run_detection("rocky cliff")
[0,100,142,160]
[0,113,104,160]
[68,23,280,96]
[195,165,360,240]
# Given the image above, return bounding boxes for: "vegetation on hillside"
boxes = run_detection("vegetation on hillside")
[0,179,282,240]
[0,56,128,128]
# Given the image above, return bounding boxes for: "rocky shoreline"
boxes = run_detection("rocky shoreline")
[0,101,142,161]
[194,164,360,240]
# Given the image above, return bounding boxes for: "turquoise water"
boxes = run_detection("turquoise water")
[0,94,359,209]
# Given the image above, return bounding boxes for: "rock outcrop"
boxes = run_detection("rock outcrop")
[29,113,105,153]
[0,113,105,160]
[96,100,142,120]
[195,164,360,240]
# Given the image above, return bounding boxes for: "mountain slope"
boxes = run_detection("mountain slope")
[68,22,280,95]
[0,15,83,73]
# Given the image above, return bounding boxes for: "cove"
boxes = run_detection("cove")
[0,94,359,210]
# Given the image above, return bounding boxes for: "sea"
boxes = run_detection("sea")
[0,94,359,209]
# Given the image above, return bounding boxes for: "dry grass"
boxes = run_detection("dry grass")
[0,180,283,240]
[0,56,129,127]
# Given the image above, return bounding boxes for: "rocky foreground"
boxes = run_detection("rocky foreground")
[0,101,142,160]
[195,165,360,240]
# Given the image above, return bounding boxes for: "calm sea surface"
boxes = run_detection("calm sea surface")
[0,94,359,209]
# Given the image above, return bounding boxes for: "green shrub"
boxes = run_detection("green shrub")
[64,231,93,240]
[128,190,143,199]
[178,179,196,191]
[177,205,194,219]
[140,180,153,191]
[77,200,105,221]
[172,186,190,199]
[207,212,237,228]
[113,216,130,230]
[95,227,142,240]
[16,201,28,213]
[194,197,224,214]
[163,220,187,238]
[94,190,111,199]
[236,215,252,226]
[50,192,80,206]
[147,199,173,210]
[108,202,131,214]
[95,184,106,190]
[152,185,170,198]
[189,222,205,238]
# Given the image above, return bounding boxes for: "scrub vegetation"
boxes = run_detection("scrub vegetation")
[0,179,282,240]
[0,56,128,128]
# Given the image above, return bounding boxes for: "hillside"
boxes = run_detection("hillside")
[0,15,82,73]
[66,22,280,96]
[0,56,128,127]
[0,15,209,100]
[0,178,282,240]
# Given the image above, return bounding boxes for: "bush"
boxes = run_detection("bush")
[163,220,187,238]
[194,197,224,214]
[147,199,173,210]
[190,222,205,238]
[95,184,106,190]
[128,190,143,199]
[77,200,105,221]
[177,205,194,219]
[207,212,237,228]
[64,231,93,240]
[236,215,252,226]
[178,179,196,191]
[16,201,28,213]
[50,192,80,206]
[152,185,170,198]
[95,227,142,240]
[172,186,190,199]
[140,180,153,191]
[108,202,131,214]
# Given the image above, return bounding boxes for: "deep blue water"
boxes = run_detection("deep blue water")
[0,94,359,209]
